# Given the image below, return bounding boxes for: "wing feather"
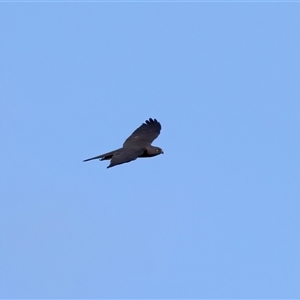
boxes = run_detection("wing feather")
[123,118,161,148]
[108,149,144,168]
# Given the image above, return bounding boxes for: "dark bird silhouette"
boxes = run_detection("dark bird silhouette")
[83,118,163,168]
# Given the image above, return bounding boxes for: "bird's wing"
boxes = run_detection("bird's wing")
[108,149,144,168]
[123,118,161,148]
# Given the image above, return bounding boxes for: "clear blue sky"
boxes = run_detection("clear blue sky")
[1,2,299,298]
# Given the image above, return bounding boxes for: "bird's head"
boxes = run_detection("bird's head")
[148,146,164,156]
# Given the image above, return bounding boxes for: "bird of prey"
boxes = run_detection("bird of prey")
[83,118,163,168]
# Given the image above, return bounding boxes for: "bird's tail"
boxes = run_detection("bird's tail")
[83,148,121,162]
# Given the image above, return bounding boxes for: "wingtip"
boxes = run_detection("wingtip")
[146,117,158,125]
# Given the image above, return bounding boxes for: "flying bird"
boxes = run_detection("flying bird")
[83,118,163,168]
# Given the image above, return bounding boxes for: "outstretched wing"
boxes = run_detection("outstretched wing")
[107,149,144,168]
[123,118,161,148]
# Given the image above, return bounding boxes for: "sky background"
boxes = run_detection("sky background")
[1,2,300,299]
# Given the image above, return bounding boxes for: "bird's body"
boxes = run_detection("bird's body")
[83,118,163,168]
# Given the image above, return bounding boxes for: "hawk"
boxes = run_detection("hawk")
[83,118,163,168]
